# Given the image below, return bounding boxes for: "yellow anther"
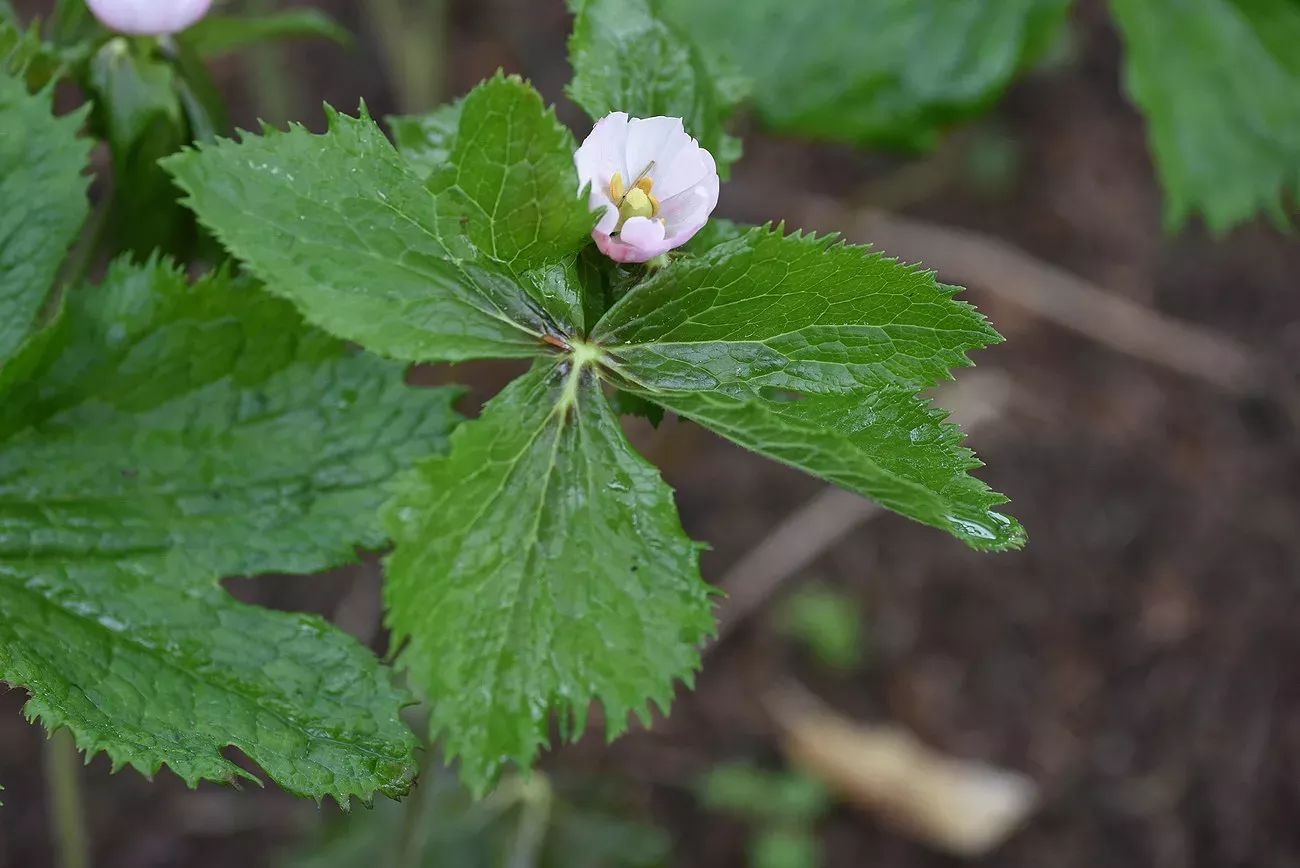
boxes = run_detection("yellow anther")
[648,191,661,218]
[608,172,626,203]
[618,187,655,223]
[635,176,654,194]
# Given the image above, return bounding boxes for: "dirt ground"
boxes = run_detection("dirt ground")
[4,0,1300,866]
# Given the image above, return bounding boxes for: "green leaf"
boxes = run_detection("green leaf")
[1,15,64,88]
[427,73,595,298]
[594,227,1000,398]
[164,31,230,145]
[0,68,91,367]
[646,385,1021,550]
[661,0,1070,151]
[573,244,644,331]
[699,763,830,821]
[679,216,747,257]
[89,39,182,154]
[388,97,464,180]
[184,9,352,59]
[595,226,1022,551]
[164,103,558,362]
[0,258,464,802]
[566,0,744,174]
[49,0,102,46]
[520,258,589,337]
[1110,0,1300,231]
[385,361,714,794]
[774,586,865,670]
[607,388,664,427]
[87,37,196,257]
[5,568,418,803]
[287,770,671,868]
[751,828,820,868]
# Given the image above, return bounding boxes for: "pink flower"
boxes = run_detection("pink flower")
[86,0,212,35]
[574,113,720,264]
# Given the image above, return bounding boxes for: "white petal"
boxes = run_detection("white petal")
[596,221,671,263]
[619,216,668,249]
[658,184,712,234]
[86,0,212,34]
[574,112,630,187]
[625,116,687,183]
[575,113,631,236]
[654,141,716,201]
[603,216,675,262]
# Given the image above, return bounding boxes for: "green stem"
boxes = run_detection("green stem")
[44,729,90,868]
[58,195,110,292]
[394,751,435,868]
[366,0,446,112]
[244,0,296,126]
[506,774,553,868]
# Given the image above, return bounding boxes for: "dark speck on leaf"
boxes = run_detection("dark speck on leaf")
[120,469,138,478]
[459,216,469,224]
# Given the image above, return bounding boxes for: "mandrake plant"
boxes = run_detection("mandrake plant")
[22,0,1291,817]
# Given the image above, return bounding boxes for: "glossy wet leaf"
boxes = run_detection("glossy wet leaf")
[1110,0,1300,231]
[680,216,747,257]
[157,51,1026,798]
[427,72,595,323]
[0,67,91,366]
[394,75,593,332]
[661,0,1069,151]
[3,567,419,802]
[388,97,463,180]
[385,362,714,793]
[0,258,463,802]
[164,103,554,363]
[597,227,1022,551]
[595,227,1000,397]
[647,388,1022,550]
[607,388,664,427]
[566,0,744,174]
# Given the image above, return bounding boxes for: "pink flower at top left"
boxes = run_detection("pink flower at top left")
[86,0,212,35]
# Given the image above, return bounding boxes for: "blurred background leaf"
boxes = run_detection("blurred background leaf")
[286,770,670,868]
[660,0,1071,152]
[1109,0,1300,232]
[185,7,350,58]
[774,585,866,672]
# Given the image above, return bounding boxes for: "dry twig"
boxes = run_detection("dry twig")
[763,679,1038,857]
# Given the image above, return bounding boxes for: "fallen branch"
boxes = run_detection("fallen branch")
[764,679,1038,857]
